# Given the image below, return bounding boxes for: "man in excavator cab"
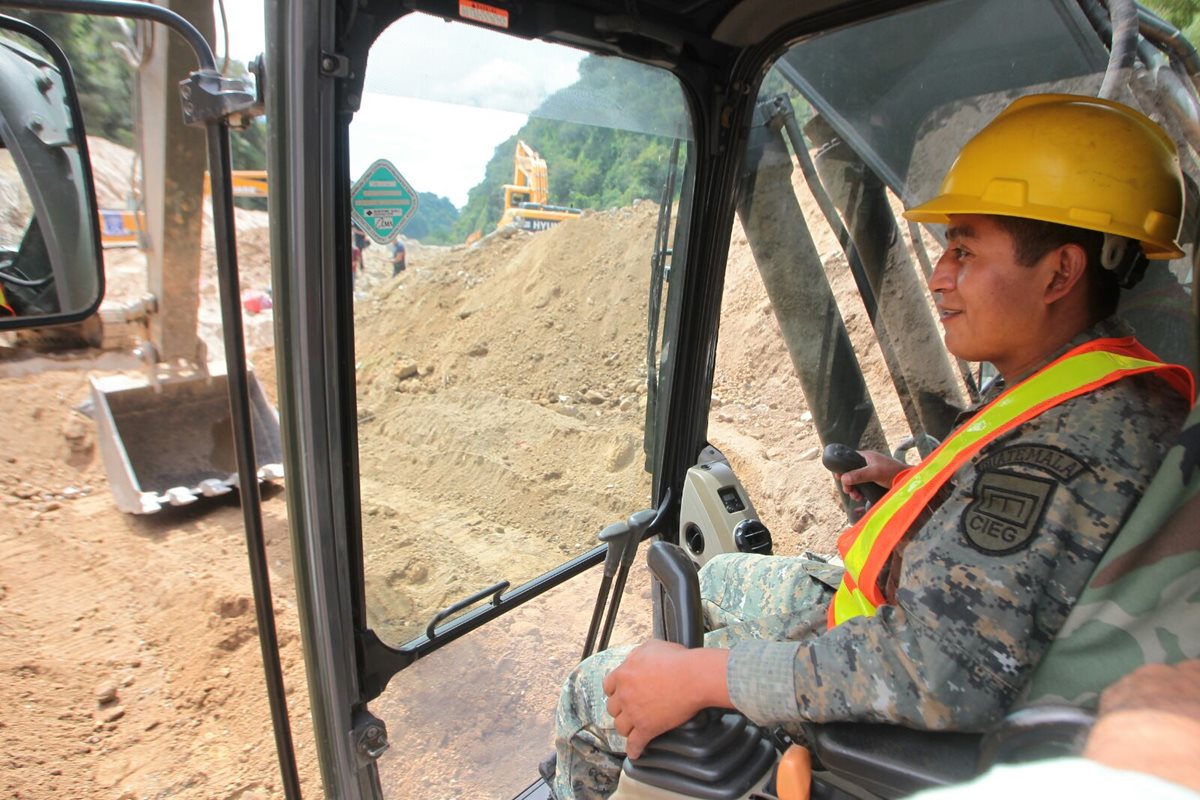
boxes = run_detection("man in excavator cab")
[546,93,1196,800]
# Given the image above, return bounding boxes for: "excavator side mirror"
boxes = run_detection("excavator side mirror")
[0,15,104,330]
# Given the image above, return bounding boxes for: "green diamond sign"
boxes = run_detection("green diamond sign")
[350,159,418,243]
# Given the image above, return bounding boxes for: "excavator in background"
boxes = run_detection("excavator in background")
[496,139,582,232]
[97,207,146,248]
[100,169,267,248]
[212,168,269,199]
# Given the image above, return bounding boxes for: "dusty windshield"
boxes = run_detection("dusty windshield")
[711,0,1198,552]
[351,14,692,648]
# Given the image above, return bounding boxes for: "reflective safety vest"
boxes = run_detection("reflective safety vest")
[828,337,1195,628]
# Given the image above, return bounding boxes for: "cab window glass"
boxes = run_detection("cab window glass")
[711,0,1197,557]
[351,14,692,651]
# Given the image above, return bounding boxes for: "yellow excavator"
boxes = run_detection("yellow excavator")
[496,139,582,232]
[99,170,268,249]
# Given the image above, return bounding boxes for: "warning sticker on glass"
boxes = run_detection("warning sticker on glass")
[459,0,509,28]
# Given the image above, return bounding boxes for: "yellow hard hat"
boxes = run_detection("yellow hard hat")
[904,94,1185,260]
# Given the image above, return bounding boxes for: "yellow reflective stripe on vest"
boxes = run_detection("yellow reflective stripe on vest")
[832,574,875,624]
[834,349,1165,626]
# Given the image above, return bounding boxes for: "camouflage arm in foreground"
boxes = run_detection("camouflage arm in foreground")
[1025,412,1200,707]
[727,376,1187,730]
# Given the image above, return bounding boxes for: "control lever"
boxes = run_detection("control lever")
[582,520,632,660]
[625,543,777,789]
[581,493,671,661]
[596,508,656,653]
[821,443,888,506]
[645,540,710,732]
[646,541,703,649]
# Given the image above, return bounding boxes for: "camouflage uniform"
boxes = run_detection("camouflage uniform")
[551,318,1190,800]
[1023,403,1200,707]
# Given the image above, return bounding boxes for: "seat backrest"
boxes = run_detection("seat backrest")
[1021,402,1200,707]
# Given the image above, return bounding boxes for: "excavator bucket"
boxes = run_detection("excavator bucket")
[90,370,284,514]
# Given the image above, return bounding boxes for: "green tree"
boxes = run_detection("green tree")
[449,54,688,241]
[5,11,134,146]
[451,135,521,241]
[1140,1,1200,46]
[403,192,460,245]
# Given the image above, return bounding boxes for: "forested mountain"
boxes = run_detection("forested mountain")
[404,193,460,245]
[449,55,685,242]
[4,10,265,173]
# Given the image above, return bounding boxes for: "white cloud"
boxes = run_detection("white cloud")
[364,13,583,114]
[450,58,548,111]
[350,94,526,208]
[211,3,586,207]
[212,0,265,63]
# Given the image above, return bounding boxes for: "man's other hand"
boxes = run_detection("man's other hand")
[1097,660,1200,721]
[603,640,732,759]
[838,450,908,501]
[1085,660,1200,793]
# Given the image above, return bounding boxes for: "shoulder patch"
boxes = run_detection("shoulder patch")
[977,444,1087,482]
[962,470,1057,555]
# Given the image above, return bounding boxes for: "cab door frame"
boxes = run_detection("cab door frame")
[267,0,379,793]
[267,1,935,797]
[265,0,746,792]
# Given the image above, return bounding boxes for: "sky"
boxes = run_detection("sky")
[213,2,584,208]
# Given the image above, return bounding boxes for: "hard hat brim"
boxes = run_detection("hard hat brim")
[902,196,1185,261]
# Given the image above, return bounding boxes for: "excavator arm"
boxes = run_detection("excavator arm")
[498,139,582,231]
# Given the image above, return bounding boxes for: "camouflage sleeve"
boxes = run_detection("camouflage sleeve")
[727,376,1186,730]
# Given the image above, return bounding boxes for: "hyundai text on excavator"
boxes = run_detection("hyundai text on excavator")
[1,0,1198,798]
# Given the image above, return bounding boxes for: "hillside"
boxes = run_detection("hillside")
[450,55,689,241]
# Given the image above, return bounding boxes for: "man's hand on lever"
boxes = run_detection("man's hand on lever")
[603,640,732,759]
[837,450,907,502]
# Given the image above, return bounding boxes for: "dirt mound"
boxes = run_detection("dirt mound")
[353,204,660,642]
[1,131,923,799]
[87,136,138,209]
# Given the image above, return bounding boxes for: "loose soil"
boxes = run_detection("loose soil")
[0,137,929,799]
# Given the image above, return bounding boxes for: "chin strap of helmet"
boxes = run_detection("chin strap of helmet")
[1102,233,1151,289]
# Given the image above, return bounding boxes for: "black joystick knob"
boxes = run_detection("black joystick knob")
[821,443,888,505]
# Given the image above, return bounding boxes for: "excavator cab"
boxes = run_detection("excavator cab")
[2,0,1197,798]
[264,1,1199,798]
